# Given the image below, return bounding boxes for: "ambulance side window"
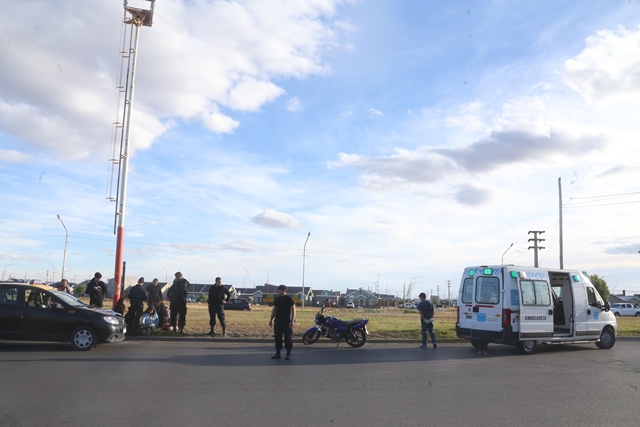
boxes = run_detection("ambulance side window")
[521,280,551,306]
[476,277,499,304]
[461,278,474,304]
[586,286,604,308]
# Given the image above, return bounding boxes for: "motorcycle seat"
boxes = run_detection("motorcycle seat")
[339,319,365,327]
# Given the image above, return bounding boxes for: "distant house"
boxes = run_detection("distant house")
[343,288,379,308]
[311,290,341,307]
[256,284,313,306]
[609,292,640,306]
[235,287,262,304]
[186,283,236,302]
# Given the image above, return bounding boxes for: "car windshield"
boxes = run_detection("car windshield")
[50,290,86,307]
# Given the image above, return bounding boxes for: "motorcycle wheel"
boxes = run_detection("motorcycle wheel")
[346,328,366,348]
[302,330,321,345]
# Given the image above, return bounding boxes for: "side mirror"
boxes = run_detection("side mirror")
[603,301,611,312]
[53,303,64,310]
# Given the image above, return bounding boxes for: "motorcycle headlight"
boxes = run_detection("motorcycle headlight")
[103,316,120,325]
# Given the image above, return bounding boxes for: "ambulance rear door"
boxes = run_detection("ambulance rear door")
[460,267,503,335]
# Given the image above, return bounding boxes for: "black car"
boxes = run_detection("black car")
[225,298,251,311]
[0,283,126,350]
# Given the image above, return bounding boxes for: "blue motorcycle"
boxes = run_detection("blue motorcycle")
[302,307,369,348]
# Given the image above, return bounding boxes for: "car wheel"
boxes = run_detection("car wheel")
[614,312,620,317]
[595,327,615,349]
[243,308,249,311]
[635,312,640,317]
[70,326,96,351]
[517,340,537,355]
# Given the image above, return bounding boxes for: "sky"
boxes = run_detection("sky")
[2,0,640,299]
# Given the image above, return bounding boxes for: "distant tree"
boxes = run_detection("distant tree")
[197,293,206,303]
[583,272,610,301]
[74,284,86,297]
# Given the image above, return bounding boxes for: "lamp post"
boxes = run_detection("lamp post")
[57,214,68,280]
[162,267,168,284]
[302,232,311,310]
[2,263,14,281]
[502,243,514,265]
[48,263,55,283]
[408,276,421,301]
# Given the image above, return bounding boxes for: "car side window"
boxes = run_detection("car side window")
[0,287,19,305]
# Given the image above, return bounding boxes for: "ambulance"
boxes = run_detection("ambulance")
[456,265,617,354]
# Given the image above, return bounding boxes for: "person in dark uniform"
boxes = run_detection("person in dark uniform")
[127,277,149,335]
[268,284,296,360]
[167,272,189,333]
[86,272,106,308]
[207,277,231,336]
[146,278,162,306]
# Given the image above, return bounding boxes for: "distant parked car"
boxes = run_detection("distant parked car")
[346,302,355,309]
[400,303,417,309]
[610,303,640,317]
[225,298,251,311]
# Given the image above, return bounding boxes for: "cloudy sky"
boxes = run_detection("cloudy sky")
[2,0,640,298]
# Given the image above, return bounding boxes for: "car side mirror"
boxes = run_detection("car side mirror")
[603,301,611,312]
[53,303,64,310]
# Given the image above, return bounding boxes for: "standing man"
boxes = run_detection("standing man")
[207,277,231,336]
[146,278,162,306]
[127,277,148,335]
[167,272,189,333]
[268,284,296,360]
[417,292,437,349]
[86,272,106,308]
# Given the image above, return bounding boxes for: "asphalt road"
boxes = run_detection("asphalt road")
[1,338,639,427]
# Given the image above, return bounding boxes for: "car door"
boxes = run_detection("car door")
[0,285,23,339]
[22,289,71,341]
[518,278,554,338]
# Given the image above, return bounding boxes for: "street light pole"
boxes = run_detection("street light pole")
[302,232,310,310]
[162,267,168,284]
[502,243,514,265]
[48,263,55,283]
[2,263,14,281]
[57,214,68,280]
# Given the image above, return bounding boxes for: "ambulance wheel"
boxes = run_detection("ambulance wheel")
[595,327,615,349]
[517,340,537,355]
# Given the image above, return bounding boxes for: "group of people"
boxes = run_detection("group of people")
[71,271,437,359]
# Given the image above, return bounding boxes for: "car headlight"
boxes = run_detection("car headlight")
[103,316,120,325]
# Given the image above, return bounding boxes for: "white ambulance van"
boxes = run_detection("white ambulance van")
[456,265,617,354]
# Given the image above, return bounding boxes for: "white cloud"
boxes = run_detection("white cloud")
[286,97,303,112]
[0,148,32,163]
[561,26,640,104]
[251,209,300,229]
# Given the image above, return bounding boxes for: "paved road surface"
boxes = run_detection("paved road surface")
[1,339,638,426]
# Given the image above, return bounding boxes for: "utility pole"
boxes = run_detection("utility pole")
[109,1,155,308]
[558,177,564,269]
[528,230,545,268]
[447,280,451,305]
[301,232,310,310]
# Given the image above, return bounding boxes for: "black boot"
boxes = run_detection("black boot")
[271,352,281,359]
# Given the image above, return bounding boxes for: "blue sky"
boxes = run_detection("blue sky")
[2,0,640,298]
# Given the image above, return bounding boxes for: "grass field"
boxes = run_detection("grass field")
[102,299,640,339]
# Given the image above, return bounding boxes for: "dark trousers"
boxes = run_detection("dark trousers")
[130,302,145,333]
[273,318,293,354]
[421,320,437,346]
[169,300,187,329]
[209,304,226,329]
